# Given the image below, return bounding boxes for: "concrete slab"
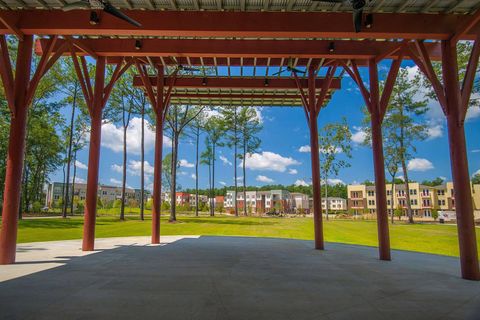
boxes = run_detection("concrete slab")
[0,236,479,320]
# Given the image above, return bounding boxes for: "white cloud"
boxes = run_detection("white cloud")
[179,159,194,168]
[439,176,447,181]
[407,158,434,172]
[326,178,344,185]
[219,155,232,166]
[299,145,311,153]
[76,177,86,183]
[101,117,171,155]
[256,175,274,183]
[219,181,227,186]
[75,160,88,170]
[466,105,480,121]
[294,179,311,187]
[472,149,480,153]
[243,151,300,172]
[111,164,123,173]
[288,169,298,175]
[69,176,86,183]
[127,160,155,176]
[351,126,367,144]
[191,173,196,179]
[426,123,443,140]
[472,169,480,177]
[109,178,122,186]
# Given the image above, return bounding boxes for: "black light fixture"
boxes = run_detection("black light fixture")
[89,11,100,25]
[328,42,335,53]
[264,78,269,87]
[202,78,207,86]
[365,14,373,29]
[135,40,142,50]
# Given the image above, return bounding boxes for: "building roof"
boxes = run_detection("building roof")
[1,1,478,13]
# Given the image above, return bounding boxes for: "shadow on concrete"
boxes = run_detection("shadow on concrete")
[0,236,479,320]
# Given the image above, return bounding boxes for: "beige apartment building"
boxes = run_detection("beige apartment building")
[347,182,480,218]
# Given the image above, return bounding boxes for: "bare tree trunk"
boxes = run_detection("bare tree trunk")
[243,137,247,216]
[211,143,216,216]
[18,164,25,219]
[62,83,78,219]
[170,131,179,222]
[207,155,212,216]
[390,180,395,224]
[402,159,414,223]
[140,103,145,221]
[24,167,30,214]
[120,109,127,221]
[234,107,238,217]
[399,108,413,223]
[70,150,77,215]
[324,169,329,220]
[195,125,199,217]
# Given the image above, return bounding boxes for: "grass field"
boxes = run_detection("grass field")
[14,215,480,257]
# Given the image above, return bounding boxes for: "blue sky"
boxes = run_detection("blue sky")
[49,60,480,190]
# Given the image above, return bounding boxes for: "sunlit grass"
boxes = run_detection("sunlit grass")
[14,215,479,257]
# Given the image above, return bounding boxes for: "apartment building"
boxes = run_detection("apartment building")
[347,182,480,217]
[189,194,209,208]
[225,190,267,214]
[322,197,347,211]
[225,189,297,214]
[46,182,149,207]
[291,193,310,213]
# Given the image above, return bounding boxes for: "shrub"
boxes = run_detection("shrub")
[112,199,122,208]
[32,201,42,213]
[76,201,85,214]
[431,209,439,221]
[161,201,170,211]
[145,199,153,210]
[394,206,403,221]
[128,199,138,208]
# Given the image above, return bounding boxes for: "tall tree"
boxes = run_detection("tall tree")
[238,107,262,216]
[109,72,138,221]
[125,76,149,220]
[202,114,226,216]
[362,68,428,223]
[200,141,213,214]
[165,105,204,221]
[383,131,402,224]
[189,112,206,217]
[318,118,352,220]
[70,111,88,214]
[222,106,241,216]
[52,59,87,218]
[383,68,428,223]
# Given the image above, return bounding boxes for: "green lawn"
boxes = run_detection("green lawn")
[14,215,480,257]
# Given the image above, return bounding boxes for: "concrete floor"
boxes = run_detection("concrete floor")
[0,236,479,320]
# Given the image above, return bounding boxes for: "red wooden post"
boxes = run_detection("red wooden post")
[368,59,391,261]
[0,35,33,264]
[82,56,106,251]
[152,67,164,244]
[308,67,324,250]
[442,40,479,280]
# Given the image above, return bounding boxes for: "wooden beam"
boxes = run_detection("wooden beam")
[2,10,480,40]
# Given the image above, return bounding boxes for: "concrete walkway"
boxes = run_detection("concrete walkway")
[0,236,479,320]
